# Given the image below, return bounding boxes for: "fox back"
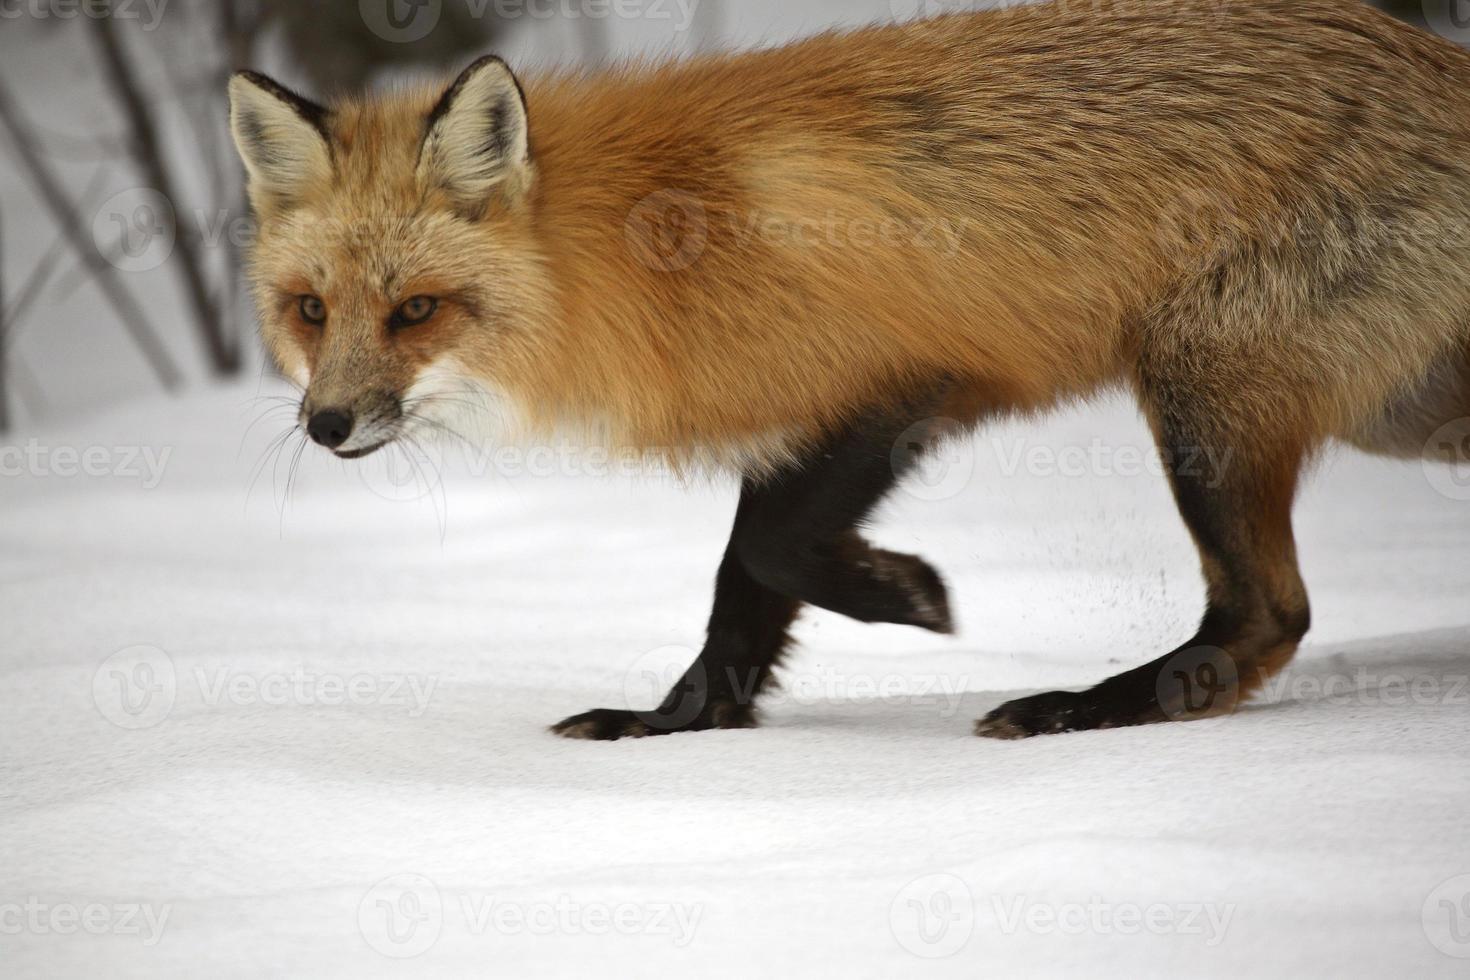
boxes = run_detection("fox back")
[231,0,1470,467]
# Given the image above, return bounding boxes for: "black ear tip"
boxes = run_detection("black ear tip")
[431,54,525,127]
[229,70,331,137]
[232,69,273,88]
[452,54,520,91]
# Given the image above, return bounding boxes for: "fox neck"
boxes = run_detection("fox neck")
[478,72,795,471]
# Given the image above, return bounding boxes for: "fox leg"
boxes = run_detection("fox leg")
[976,418,1312,739]
[552,401,954,741]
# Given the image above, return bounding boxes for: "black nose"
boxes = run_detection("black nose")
[307,409,354,450]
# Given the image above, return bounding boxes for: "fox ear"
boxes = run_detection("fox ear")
[418,56,532,214]
[228,71,332,212]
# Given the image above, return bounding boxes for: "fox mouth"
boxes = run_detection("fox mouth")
[334,441,390,460]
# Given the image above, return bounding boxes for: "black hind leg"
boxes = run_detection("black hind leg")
[976,419,1312,739]
[552,399,955,741]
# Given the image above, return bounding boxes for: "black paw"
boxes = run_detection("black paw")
[974,689,1166,740]
[550,702,754,741]
[872,549,955,634]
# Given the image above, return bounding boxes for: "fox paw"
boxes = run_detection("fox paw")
[551,702,754,741]
[974,689,1166,740]
[871,549,955,634]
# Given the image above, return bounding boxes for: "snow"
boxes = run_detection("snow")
[2,380,1469,978]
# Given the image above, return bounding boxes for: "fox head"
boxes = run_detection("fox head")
[228,58,546,458]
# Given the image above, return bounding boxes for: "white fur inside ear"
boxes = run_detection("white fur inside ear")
[228,74,332,208]
[417,58,531,209]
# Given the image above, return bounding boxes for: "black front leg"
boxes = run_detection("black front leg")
[553,398,954,741]
[551,488,800,740]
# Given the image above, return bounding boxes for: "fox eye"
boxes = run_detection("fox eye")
[391,295,438,330]
[299,295,327,326]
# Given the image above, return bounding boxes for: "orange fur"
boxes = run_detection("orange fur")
[240,0,1470,470]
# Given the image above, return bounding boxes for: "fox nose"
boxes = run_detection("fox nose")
[306,409,354,450]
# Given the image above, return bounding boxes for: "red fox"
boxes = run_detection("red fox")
[230,0,1470,740]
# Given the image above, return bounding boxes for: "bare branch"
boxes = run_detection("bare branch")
[1,205,9,433]
[0,78,183,392]
[5,172,109,332]
[92,2,240,375]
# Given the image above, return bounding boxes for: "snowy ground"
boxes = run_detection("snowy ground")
[2,381,1468,978]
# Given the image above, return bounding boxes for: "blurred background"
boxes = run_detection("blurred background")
[0,0,1439,434]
